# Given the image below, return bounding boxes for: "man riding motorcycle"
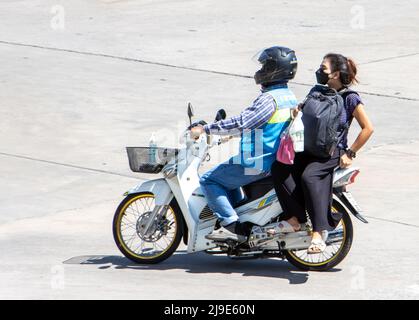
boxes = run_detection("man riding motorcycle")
[191,46,298,242]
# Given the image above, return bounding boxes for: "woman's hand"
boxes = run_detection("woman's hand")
[340,153,353,168]
[291,108,299,119]
[291,104,303,119]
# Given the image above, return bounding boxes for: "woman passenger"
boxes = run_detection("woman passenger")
[270,53,374,254]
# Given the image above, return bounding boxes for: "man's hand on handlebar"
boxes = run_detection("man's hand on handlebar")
[190,125,205,140]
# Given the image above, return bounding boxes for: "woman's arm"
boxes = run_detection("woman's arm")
[340,103,374,168]
[349,104,374,152]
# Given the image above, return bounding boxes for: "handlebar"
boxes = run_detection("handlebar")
[211,135,233,146]
[182,128,233,148]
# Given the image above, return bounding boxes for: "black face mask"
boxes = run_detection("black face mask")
[315,68,330,85]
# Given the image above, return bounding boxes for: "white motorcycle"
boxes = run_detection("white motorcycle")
[113,105,368,271]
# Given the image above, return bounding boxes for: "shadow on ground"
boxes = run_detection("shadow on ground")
[64,251,341,284]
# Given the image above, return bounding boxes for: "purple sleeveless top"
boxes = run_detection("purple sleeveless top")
[338,92,363,149]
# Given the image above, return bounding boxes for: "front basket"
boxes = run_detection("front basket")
[126,147,178,174]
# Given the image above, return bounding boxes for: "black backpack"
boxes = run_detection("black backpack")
[301,85,355,158]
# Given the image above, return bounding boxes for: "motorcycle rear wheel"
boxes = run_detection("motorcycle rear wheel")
[284,200,353,271]
[113,192,183,264]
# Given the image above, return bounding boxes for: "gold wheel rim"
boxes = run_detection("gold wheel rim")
[287,206,346,267]
[116,194,178,260]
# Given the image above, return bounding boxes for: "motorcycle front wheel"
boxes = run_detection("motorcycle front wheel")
[284,200,353,271]
[112,192,183,264]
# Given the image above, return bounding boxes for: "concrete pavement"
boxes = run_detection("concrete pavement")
[0,0,418,299]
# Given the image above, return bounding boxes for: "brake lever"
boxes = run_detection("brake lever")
[218,136,233,145]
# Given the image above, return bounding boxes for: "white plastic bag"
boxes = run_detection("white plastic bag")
[289,111,304,152]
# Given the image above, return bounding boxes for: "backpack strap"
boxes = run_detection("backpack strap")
[339,88,359,99]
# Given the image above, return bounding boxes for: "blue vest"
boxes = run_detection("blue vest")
[233,85,298,172]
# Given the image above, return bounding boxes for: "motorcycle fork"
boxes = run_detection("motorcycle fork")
[143,205,170,237]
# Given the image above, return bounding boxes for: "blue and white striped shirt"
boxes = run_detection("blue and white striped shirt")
[203,93,276,136]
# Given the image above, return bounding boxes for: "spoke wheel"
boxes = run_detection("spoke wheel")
[285,201,353,271]
[113,193,183,264]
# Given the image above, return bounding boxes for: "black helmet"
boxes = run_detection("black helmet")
[253,46,298,85]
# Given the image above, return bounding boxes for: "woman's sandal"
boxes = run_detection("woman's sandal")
[307,238,327,254]
[266,220,301,236]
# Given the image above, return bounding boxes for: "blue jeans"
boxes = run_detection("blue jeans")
[199,161,269,226]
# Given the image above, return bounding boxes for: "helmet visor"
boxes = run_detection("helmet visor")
[251,49,270,66]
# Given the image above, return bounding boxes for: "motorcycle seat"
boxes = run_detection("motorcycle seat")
[233,175,274,208]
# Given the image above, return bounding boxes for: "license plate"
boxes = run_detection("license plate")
[342,191,363,213]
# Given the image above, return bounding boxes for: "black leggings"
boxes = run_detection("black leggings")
[271,149,343,232]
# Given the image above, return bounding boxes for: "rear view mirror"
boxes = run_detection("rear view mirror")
[187,102,194,125]
[215,109,226,122]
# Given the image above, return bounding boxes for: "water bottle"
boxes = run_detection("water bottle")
[149,132,157,163]
[289,112,304,152]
